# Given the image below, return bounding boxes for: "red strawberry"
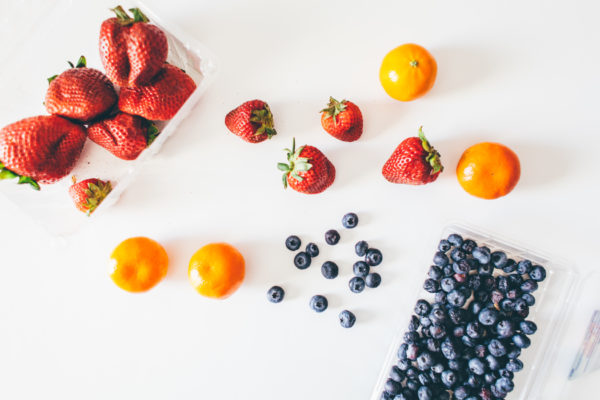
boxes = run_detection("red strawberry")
[45,56,117,123]
[277,138,335,194]
[225,100,277,143]
[68,178,112,215]
[88,112,158,160]
[99,6,168,87]
[382,127,443,185]
[118,64,196,121]
[0,115,87,189]
[320,97,363,142]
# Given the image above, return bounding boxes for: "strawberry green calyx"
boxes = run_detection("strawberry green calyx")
[83,180,112,216]
[250,104,277,139]
[418,126,443,174]
[146,122,160,146]
[129,8,150,23]
[277,138,312,188]
[67,56,87,69]
[0,162,40,190]
[111,6,149,25]
[320,96,347,124]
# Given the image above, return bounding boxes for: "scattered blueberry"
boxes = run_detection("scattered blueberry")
[521,293,536,306]
[342,212,359,229]
[428,265,443,280]
[423,279,440,293]
[305,242,319,257]
[267,286,284,303]
[502,259,517,273]
[355,240,369,257]
[438,239,452,252]
[519,320,537,335]
[285,235,301,251]
[520,279,538,293]
[349,276,366,293]
[414,299,431,316]
[472,246,491,265]
[324,229,340,245]
[491,251,508,268]
[448,233,464,247]
[488,339,507,357]
[433,251,450,267]
[366,248,383,266]
[353,261,370,277]
[321,261,339,279]
[512,334,531,349]
[309,295,328,312]
[294,252,311,269]
[366,273,382,288]
[516,260,532,275]
[529,265,547,281]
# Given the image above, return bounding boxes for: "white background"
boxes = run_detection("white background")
[1,0,599,399]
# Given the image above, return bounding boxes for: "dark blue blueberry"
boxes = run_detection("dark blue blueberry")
[521,293,536,306]
[519,320,537,335]
[434,291,447,303]
[408,315,420,331]
[398,343,408,359]
[294,252,311,269]
[481,275,496,290]
[435,390,450,400]
[418,373,432,386]
[390,365,405,382]
[324,229,340,245]
[397,389,417,400]
[500,299,514,312]
[484,373,496,385]
[431,363,445,374]
[478,263,494,275]
[453,260,470,275]
[485,354,501,370]
[384,379,401,396]
[440,277,457,292]
[423,278,440,293]
[461,239,477,253]
[309,295,328,312]
[442,264,454,277]
[433,251,450,267]
[496,320,515,338]
[472,246,491,265]
[397,359,411,370]
[366,272,382,288]
[448,307,468,325]
[508,273,524,287]
[428,266,443,280]
[429,307,446,325]
[506,358,523,372]
[468,275,482,291]
[441,370,457,388]
[420,315,432,328]
[339,310,356,328]
[464,397,479,400]
[513,299,529,318]
[466,321,484,339]
[478,308,499,326]
[366,248,383,266]
[491,289,504,305]
[448,233,464,247]
[495,377,514,393]
[355,240,369,257]
[349,276,365,293]
[506,289,520,301]
[490,385,508,399]
[429,324,447,340]
[502,259,517,273]
[499,369,514,379]
[441,338,460,360]
[468,358,486,375]
[520,279,538,293]
[426,338,440,353]
[474,344,487,358]
[438,239,452,252]
[353,261,370,277]
[479,387,493,400]
[488,339,507,357]
[404,331,420,344]
[267,286,285,303]
[496,276,510,293]
[453,325,466,338]
[285,235,301,251]
[417,386,433,400]
[406,366,419,379]
[517,259,533,275]
[454,386,470,400]
[406,379,419,392]
[342,212,358,229]
[506,346,521,359]
[415,300,431,316]
[417,352,434,370]
[451,248,466,262]
[448,359,466,371]
[469,301,484,315]
[321,261,339,279]
[305,242,319,257]
[380,392,393,400]
[490,251,508,268]
[447,290,467,307]
[529,265,547,281]
[466,374,482,388]
[474,290,490,303]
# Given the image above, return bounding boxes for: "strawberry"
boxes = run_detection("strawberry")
[382,127,443,185]
[320,97,363,142]
[0,115,87,189]
[225,100,277,143]
[68,177,112,215]
[118,64,196,121]
[45,56,117,123]
[99,6,168,87]
[88,112,159,160]
[277,138,335,194]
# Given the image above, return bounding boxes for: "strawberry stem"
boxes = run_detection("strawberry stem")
[277,138,312,189]
[129,8,149,23]
[320,97,347,125]
[418,127,444,174]
[146,122,160,146]
[84,180,112,216]
[0,162,40,190]
[249,104,277,139]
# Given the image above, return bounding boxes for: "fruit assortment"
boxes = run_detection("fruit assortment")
[268,212,384,329]
[379,232,547,400]
[0,5,197,216]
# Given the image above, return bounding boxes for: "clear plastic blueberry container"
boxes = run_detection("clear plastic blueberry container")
[369,223,580,400]
[0,0,217,236]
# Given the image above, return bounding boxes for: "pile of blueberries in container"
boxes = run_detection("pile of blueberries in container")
[380,233,547,400]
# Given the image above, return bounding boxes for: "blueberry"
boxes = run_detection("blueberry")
[426,338,440,353]
[267,286,284,303]
[417,386,433,400]
[499,369,514,379]
[506,346,521,360]
[496,320,514,338]
[390,365,405,382]
[431,363,445,374]
[406,379,419,392]
[434,291,447,303]
[440,277,457,292]
[342,212,358,229]
[491,289,504,305]
[423,279,440,293]
[488,339,507,357]
[529,265,547,282]
[294,252,311,269]
[489,251,507,268]
[490,385,508,399]
[479,387,493,400]
[418,374,432,386]
[397,359,411,370]
[486,354,501,370]
[453,260,470,275]
[415,300,431,316]
[466,374,482,388]
[324,229,340,245]
[472,246,491,265]
[508,273,524,287]
[519,320,537,335]
[380,391,393,400]
[468,358,486,375]
[442,264,454,277]
[484,372,497,385]
[429,307,446,325]
[321,261,339,279]
[366,273,382,288]
[517,260,532,275]
[466,321,484,339]
[406,366,419,378]
[496,276,510,293]
[495,377,514,393]
[468,275,482,291]
[478,263,494,275]
[513,299,529,318]
[384,379,401,396]
[441,370,457,388]
[398,389,418,400]
[355,240,369,256]
[474,344,487,358]
[451,248,466,262]
[417,352,434,370]
[285,235,301,251]
[353,261,370,277]
[520,279,538,293]
[502,259,517,273]
[462,334,477,348]
[433,251,449,267]
[500,299,514,312]
[461,239,477,253]
[420,316,432,328]
[302,244,318,259]
[441,338,460,360]
[454,386,470,400]
[309,295,328,312]
[447,289,467,307]
[408,315,420,331]
[468,301,484,315]
[453,325,466,338]
[478,308,499,326]
[349,276,366,293]
[506,358,523,373]
[429,324,447,340]
[438,239,452,252]
[397,343,408,360]
[339,310,356,328]
[448,307,468,325]
[428,266,443,280]
[448,233,464,247]
[474,290,490,303]
[366,248,383,266]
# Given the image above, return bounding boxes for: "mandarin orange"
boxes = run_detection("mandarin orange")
[109,237,168,292]
[188,243,245,299]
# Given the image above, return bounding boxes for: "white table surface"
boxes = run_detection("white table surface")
[1,0,599,399]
